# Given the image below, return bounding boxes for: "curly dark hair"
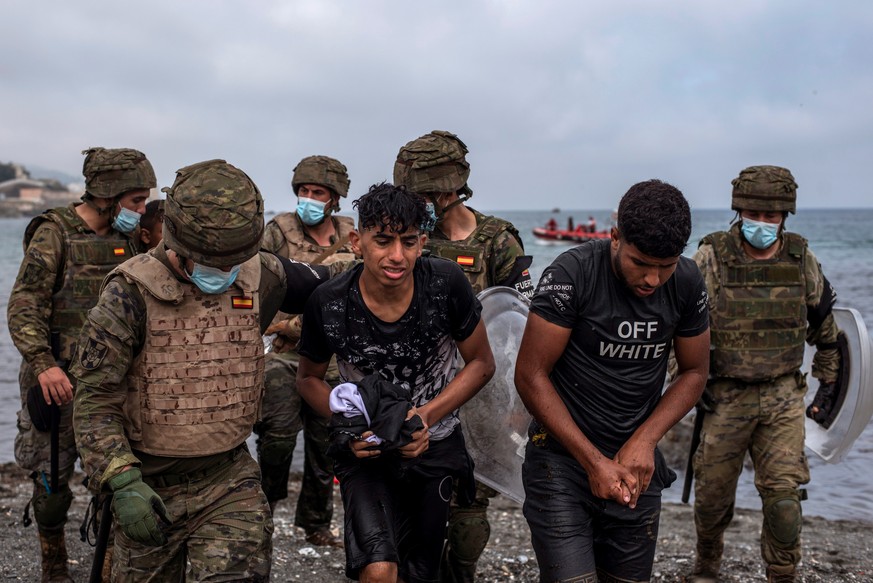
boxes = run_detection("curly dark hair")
[140,199,164,231]
[616,179,691,258]
[353,182,430,234]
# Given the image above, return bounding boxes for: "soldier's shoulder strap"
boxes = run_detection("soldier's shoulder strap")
[23,205,80,250]
[699,230,738,263]
[234,254,262,293]
[271,212,301,246]
[470,210,524,251]
[308,216,355,265]
[334,215,355,238]
[113,253,184,304]
[698,230,730,248]
[259,251,286,282]
[783,231,807,259]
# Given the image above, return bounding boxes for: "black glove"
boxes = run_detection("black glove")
[806,381,838,427]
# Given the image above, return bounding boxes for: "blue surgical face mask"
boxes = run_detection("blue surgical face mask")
[185,262,241,295]
[112,206,141,234]
[422,202,437,232]
[741,217,780,249]
[296,197,327,226]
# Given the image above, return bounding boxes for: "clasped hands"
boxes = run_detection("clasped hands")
[588,438,655,509]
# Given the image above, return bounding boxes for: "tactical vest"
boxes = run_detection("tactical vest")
[425,209,518,295]
[704,226,808,382]
[24,204,136,362]
[115,253,264,457]
[268,212,354,377]
[271,213,356,265]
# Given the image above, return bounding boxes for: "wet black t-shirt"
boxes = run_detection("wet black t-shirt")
[299,256,482,441]
[530,239,709,457]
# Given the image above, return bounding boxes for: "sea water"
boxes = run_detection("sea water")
[1,209,871,522]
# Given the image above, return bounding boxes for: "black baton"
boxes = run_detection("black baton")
[89,494,113,583]
[681,406,704,504]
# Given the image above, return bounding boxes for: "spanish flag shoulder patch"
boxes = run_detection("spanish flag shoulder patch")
[231,296,254,309]
[113,247,126,257]
[456,255,475,267]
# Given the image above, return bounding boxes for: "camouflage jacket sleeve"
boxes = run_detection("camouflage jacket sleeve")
[692,244,719,312]
[803,248,840,382]
[490,229,534,297]
[7,222,64,375]
[70,274,147,489]
[261,220,285,255]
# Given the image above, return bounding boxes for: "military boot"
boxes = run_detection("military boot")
[38,527,74,583]
[688,537,722,582]
[767,564,797,583]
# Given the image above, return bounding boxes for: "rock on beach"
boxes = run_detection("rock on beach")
[0,461,870,582]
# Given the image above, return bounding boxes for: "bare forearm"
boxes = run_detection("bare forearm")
[419,357,494,426]
[516,369,605,473]
[298,376,333,418]
[632,369,706,447]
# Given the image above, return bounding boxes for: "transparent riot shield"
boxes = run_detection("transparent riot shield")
[459,287,531,504]
[802,307,873,463]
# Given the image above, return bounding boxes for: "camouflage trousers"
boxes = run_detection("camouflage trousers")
[253,353,335,532]
[14,360,78,488]
[113,449,272,582]
[693,371,810,571]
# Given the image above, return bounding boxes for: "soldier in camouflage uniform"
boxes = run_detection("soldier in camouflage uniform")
[689,166,841,583]
[8,147,154,582]
[254,155,356,548]
[70,159,340,582]
[394,130,533,583]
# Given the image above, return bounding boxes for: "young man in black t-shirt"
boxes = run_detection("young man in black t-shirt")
[297,183,495,583]
[515,180,710,583]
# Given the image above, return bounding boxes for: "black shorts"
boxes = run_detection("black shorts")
[335,428,473,583]
[522,442,672,582]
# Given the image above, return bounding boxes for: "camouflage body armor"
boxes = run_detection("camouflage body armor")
[426,209,520,295]
[704,224,808,382]
[270,213,356,265]
[114,252,264,457]
[24,204,136,362]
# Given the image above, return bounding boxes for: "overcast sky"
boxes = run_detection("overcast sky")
[2,1,871,212]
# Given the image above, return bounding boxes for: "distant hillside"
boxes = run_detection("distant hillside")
[26,164,81,186]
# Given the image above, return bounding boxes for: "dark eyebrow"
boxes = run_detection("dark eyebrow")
[632,256,679,268]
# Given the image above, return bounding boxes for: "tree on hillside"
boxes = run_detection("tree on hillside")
[0,162,30,182]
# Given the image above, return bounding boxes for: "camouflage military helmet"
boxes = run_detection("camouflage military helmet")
[162,159,264,268]
[394,130,473,197]
[731,165,797,214]
[81,147,156,199]
[291,155,350,198]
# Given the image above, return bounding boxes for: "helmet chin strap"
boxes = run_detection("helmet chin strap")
[428,192,468,218]
[82,193,117,217]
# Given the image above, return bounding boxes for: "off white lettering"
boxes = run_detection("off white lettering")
[616,320,660,339]
[599,341,668,359]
